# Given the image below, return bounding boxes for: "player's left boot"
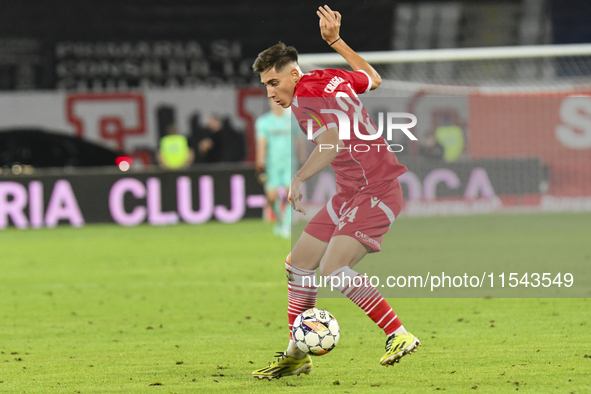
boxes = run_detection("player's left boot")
[380,332,421,366]
[252,352,312,380]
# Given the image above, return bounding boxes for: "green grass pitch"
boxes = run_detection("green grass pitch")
[0,213,590,393]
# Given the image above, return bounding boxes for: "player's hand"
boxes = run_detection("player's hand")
[317,5,341,44]
[288,175,306,215]
[255,163,267,184]
[255,171,267,185]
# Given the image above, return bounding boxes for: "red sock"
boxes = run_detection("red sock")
[286,259,317,339]
[331,266,402,336]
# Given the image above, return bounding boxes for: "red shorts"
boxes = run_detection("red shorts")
[304,178,403,252]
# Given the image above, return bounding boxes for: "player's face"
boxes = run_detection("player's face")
[260,66,299,108]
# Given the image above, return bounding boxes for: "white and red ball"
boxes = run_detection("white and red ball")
[292,308,340,355]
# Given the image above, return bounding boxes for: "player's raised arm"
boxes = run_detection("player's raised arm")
[317,5,382,90]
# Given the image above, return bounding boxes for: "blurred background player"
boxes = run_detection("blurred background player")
[251,6,420,380]
[255,98,296,238]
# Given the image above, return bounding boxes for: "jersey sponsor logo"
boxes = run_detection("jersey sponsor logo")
[355,231,380,248]
[371,197,380,208]
[324,76,345,94]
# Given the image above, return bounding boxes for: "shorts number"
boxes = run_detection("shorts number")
[341,206,358,223]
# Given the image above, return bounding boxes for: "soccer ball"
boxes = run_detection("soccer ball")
[292,308,340,356]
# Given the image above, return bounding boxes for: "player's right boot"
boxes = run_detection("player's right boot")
[252,352,313,380]
[380,332,421,366]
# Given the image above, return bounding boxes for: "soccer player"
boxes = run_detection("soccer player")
[255,98,294,238]
[251,5,420,379]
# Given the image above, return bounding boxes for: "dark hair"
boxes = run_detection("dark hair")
[252,42,299,75]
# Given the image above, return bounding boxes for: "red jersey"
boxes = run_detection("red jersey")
[291,68,407,196]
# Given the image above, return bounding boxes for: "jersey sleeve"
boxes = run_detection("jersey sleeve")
[343,69,372,95]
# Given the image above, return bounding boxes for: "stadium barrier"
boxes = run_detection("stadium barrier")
[0,165,265,230]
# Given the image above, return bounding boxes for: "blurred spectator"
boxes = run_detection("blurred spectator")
[156,125,194,169]
[157,106,176,140]
[434,125,464,162]
[221,117,246,162]
[198,114,223,162]
[188,112,209,164]
[198,114,245,163]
